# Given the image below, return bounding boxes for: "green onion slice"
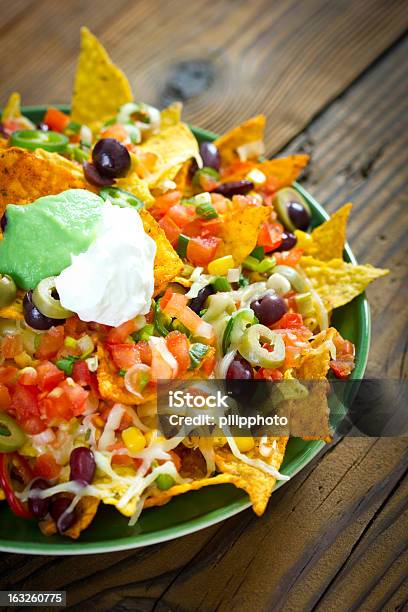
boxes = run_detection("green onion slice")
[10,130,68,153]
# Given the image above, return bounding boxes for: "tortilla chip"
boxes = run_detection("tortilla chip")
[70,27,133,131]
[218,203,271,265]
[139,208,183,294]
[160,101,183,129]
[144,473,236,508]
[214,437,287,515]
[299,256,389,311]
[140,123,199,188]
[1,92,32,130]
[295,203,352,260]
[0,147,91,214]
[257,154,310,187]
[173,160,191,194]
[214,115,266,166]
[287,384,331,441]
[97,343,154,405]
[115,156,154,206]
[297,344,331,379]
[64,496,100,540]
[0,290,24,321]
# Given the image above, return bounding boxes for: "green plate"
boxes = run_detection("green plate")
[0,107,370,554]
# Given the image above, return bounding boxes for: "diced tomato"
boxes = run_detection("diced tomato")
[59,380,89,416]
[18,368,38,386]
[42,379,88,421]
[166,331,190,372]
[36,361,65,392]
[10,383,43,432]
[135,340,152,366]
[151,347,177,380]
[201,218,222,237]
[0,366,18,386]
[255,368,283,380]
[35,326,65,360]
[1,334,23,359]
[330,360,353,379]
[162,293,215,343]
[211,193,229,214]
[159,215,181,246]
[107,319,139,344]
[200,350,215,376]
[274,247,304,267]
[33,453,61,480]
[150,191,182,218]
[64,316,88,337]
[43,107,70,132]
[159,288,176,310]
[257,221,283,252]
[329,334,355,378]
[275,313,304,329]
[0,383,11,409]
[187,236,221,267]
[182,217,205,238]
[167,204,196,228]
[109,343,141,370]
[100,123,128,141]
[72,360,92,386]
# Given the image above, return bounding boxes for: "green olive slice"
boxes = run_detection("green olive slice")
[0,412,26,452]
[273,187,312,232]
[238,324,285,368]
[32,277,73,319]
[0,274,17,308]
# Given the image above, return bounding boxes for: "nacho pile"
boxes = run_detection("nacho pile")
[0,28,387,540]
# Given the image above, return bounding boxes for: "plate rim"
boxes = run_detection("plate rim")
[0,107,370,554]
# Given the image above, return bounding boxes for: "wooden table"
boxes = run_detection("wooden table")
[1,1,407,610]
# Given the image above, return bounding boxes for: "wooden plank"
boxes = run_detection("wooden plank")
[0,0,407,155]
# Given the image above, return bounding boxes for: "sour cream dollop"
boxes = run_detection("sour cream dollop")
[55,202,156,326]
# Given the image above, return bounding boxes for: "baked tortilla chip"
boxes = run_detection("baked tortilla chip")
[160,101,183,129]
[144,473,236,508]
[218,203,271,265]
[65,496,100,540]
[299,256,389,311]
[173,159,191,194]
[258,154,310,187]
[214,115,266,165]
[139,208,183,294]
[0,147,91,214]
[214,438,287,515]
[140,123,199,188]
[287,384,331,441]
[0,290,24,321]
[295,203,352,260]
[97,343,154,405]
[2,92,33,129]
[70,27,133,131]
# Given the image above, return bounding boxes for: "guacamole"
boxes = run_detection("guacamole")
[0,189,104,289]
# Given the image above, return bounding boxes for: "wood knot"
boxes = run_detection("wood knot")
[160,59,215,106]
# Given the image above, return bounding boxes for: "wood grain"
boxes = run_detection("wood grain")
[0,2,407,611]
[1,0,407,155]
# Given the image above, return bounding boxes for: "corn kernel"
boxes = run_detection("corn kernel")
[234,436,255,453]
[14,351,32,368]
[122,427,146,453]
[208,255,235,276]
